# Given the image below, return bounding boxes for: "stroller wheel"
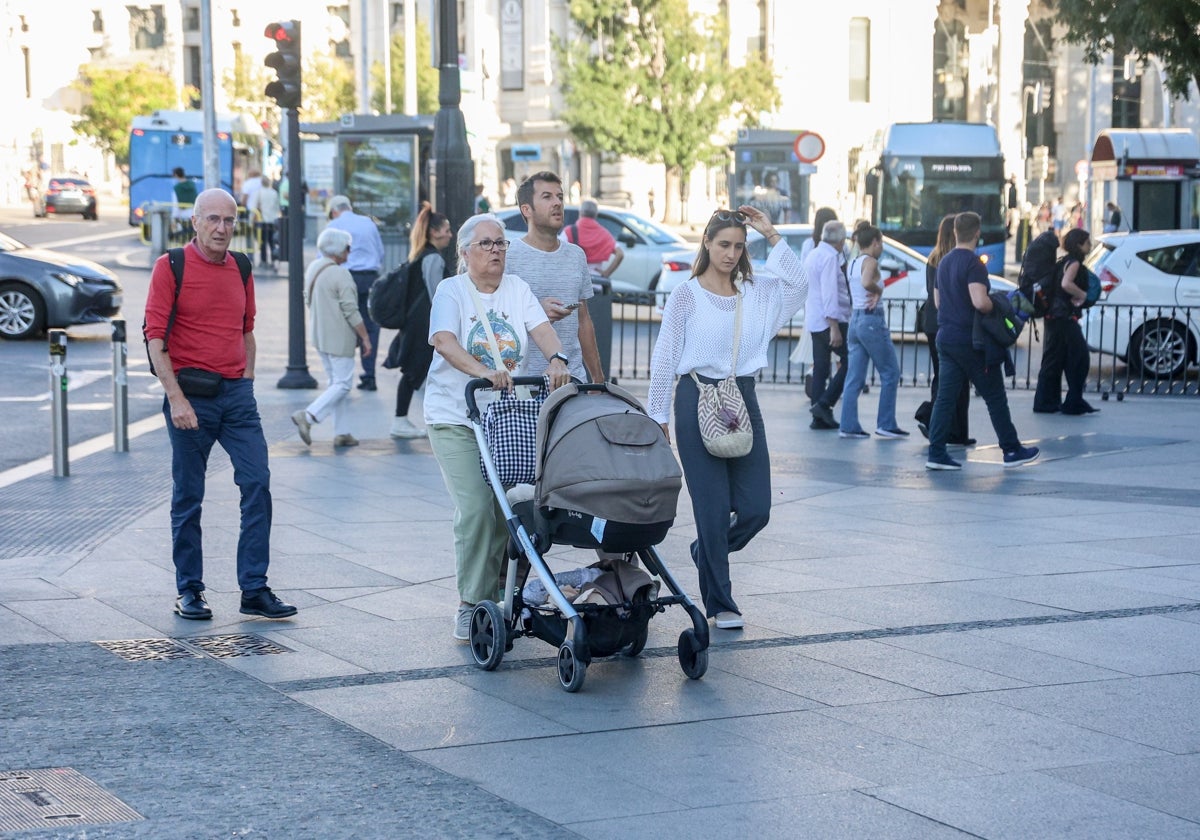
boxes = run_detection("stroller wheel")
[557,643,587,693]
[622,622,649,658]
[677,629,708,680]
[469,601,506,671]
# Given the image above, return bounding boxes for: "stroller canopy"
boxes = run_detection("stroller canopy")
[535,384,682,526]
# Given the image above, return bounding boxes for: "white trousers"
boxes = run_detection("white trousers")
[306,352,356,435]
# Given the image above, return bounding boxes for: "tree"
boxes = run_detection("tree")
[224,48,275,135]
[556,0,780,222]
[1055,0,1200,98]
[71,64,178,165]
[306,50,357,123]
[369,20,440,115]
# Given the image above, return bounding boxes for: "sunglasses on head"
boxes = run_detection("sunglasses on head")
[710,209,747,224]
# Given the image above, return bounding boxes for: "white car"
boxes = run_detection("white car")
[495,205,688,296]
[1083,230,1200,378]
[658,224,1014,333]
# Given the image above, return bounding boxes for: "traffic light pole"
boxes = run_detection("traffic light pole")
[277,106,316,389]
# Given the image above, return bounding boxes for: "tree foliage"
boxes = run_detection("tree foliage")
[306,51,357,123]
[1055,0,1200,98]
[370,20,440,115]
[71,64,178,165]
[555,0,779,217]
[224,49,274,134]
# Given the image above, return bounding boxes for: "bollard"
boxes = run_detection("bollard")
[112,319,129,452]
[49,330,69,477]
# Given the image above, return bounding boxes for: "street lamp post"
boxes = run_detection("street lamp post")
[430,0,474,248]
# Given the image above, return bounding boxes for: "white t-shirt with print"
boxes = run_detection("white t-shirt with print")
[423,273,549,427]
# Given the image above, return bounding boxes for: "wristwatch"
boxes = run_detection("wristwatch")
[549,352,569,366]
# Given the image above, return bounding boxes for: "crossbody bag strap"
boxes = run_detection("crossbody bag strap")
[305,261,334,302]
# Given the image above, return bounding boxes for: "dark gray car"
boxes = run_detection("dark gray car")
[0,231,123,339]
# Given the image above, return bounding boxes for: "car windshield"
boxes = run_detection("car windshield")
[0,231,27,251]
[615,213,685,245]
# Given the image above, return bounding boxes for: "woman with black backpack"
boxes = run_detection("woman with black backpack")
[1034,228,1098,415]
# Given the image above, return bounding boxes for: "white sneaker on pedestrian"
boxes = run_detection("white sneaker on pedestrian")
[390,416,426,439]
[453,604,472,641]
[714,611,744,629]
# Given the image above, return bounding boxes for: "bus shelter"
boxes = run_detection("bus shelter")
[1090,129,1200,232]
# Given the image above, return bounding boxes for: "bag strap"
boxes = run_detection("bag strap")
[305,260,335,303]
[690,280,744,387]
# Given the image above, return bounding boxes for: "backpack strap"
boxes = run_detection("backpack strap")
[567,223,579,244]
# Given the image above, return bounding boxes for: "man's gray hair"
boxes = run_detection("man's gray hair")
[327,195,352,214]
[580,199,599,218]
[821,220,846,243]
[317,227,352,257]
[456,213,506,274]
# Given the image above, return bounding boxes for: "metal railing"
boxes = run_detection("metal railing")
[604,292,1199,397]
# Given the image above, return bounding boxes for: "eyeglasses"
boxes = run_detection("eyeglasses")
[710,209,747,224]
[469,238,510,251]
[202,215,237,227]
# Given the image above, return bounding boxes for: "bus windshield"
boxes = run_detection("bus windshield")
[879,158,1005,236]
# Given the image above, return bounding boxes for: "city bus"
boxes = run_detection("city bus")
[127,110,265,226]
[853,121,1007,272]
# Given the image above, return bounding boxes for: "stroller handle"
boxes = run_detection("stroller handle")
[465,376,549,422]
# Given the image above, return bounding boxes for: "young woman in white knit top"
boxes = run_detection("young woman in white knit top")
[647,205,807,629]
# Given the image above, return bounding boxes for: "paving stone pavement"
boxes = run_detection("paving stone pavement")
[3,363,1200,838]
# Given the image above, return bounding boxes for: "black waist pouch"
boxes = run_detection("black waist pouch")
[177,367,222,398]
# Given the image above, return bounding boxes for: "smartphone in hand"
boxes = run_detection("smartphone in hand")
[563,302,581,311]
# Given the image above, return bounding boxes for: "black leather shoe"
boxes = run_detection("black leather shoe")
[240,588,297,619]
[174,590,212,620]
[357,376,377,391]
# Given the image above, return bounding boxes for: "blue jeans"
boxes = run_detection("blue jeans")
[674,376,771,618]
[928,339,1021,459]
[840,308,900,433]
[351,270,381,378]
[164,377,272,594]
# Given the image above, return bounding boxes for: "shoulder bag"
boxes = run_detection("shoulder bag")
[689,283,753,459]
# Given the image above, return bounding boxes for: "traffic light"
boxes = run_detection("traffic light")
[264,20,301,110]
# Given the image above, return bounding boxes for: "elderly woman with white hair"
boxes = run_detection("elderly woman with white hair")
[291,226,372,447]
[424,212,571,641]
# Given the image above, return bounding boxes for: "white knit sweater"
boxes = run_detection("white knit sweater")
[647,241,807,423]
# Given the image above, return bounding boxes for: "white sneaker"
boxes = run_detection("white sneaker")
[390,416,426,439]
[453,604,472,641]
[714,611,744,629]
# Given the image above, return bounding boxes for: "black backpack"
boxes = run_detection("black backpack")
[143,247,252,375]
[1015,230,1059,318]
[368,260,425,331]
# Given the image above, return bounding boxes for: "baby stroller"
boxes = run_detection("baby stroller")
[466,377,710,692]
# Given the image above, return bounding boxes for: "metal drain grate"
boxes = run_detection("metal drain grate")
[0,768,142,832]
[187,633,292,658]
[95,638,201,662]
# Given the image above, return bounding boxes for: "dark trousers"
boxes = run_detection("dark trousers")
[396,343,434,416]
[257,222,276,265]
[926,332,970,440]
[810,323,848,408]
[163,378,272,595]
[1034,316,1090,412]
[674,376,771,617]
[929,339,1021,459]
[351,270,381,379]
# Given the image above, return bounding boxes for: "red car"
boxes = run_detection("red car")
[35,177,98,220]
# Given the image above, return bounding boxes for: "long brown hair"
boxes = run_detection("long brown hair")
[408,202,449,262]
[690,211,753,282]
[927,214,956,267]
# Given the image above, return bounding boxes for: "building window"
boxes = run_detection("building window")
[1111,41,1142,128]
[1022,17,1056,159]
[933,16,968,121]
[756,0,769,58]
[128,5,166,50]
[92,10,104,33]
[184,6,199,31]
[848,17,870,102]
[185,45,202,90]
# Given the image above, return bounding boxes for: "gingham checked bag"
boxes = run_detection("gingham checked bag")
[479,387,547,488]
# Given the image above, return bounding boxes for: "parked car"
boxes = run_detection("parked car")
[0,231,122,340]
[659,224,1014,333]
[1083,230,1200,378]
[494,205,688,295]
[35,176,99,220]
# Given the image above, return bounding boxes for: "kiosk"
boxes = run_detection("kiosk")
[1090,129,1200,231]
[730,129,817,225]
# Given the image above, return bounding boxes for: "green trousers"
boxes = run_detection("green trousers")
[427,423,507,605]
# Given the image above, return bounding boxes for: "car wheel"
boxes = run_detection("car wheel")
[0,282,47,340]
[1129,319,1190,379]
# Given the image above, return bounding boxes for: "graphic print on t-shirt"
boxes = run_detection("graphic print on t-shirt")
[467,309,523,371]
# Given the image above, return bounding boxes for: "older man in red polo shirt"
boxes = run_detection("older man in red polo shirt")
[562,199,624,279]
